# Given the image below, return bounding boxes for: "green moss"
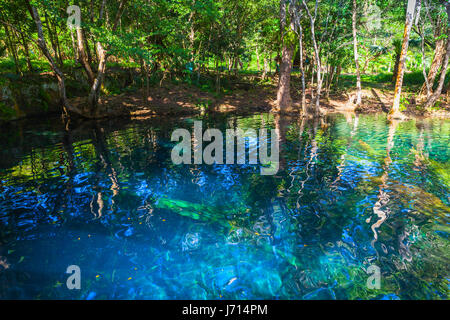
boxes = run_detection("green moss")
[38,87,51,111]
[0,101,16,120]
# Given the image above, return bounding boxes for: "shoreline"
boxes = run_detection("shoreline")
[2,82,450,123]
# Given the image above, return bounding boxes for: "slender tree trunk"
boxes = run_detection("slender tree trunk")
[44,11,63,67]
[215,59,220,94]
[145,58,150,101]
[299,22,307,114]
[3,24,21,74]
[424,9,450,110]
[26,1,83,116]
[233,56,238,76]
[392,50,400,82]
[390,0,417,120]
[352,0,362,106]
[88,42,108,116]
[420,24,431,98]
[420,39,445,95]
[75,25,95,85]
[304,0,322,116]
[188,1,196,62]
[19,29,33,73]
[326,66,335,98]
[87,0,129,115]
[70,30,77,61]
[292,3,306,114]
[262,55,268,80]
[53,22,64,63]
[335,65,341,86]
[256,44,260,71]
[419,15,445,96]
[82,29,93,65]
[276,0,295,112]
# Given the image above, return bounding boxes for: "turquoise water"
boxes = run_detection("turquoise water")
[0,113,448,299]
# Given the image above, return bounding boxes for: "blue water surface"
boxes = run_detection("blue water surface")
[0,112,448,299]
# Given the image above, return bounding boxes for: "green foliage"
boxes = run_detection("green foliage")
[0,0,449,116]
[0,101,16,120]
[399,95,408,112]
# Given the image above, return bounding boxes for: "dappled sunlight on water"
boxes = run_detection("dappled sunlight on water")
[0,113,448,299]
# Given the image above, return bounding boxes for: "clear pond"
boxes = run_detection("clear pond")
[0,112,448,299]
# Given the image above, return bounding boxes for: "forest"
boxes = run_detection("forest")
[0,0,450,121]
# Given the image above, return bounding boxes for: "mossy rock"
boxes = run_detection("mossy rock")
[0,101,19,120]
[0,80,62,120]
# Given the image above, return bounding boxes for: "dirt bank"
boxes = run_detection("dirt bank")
[68,81,450,119]
[3,73,450,123]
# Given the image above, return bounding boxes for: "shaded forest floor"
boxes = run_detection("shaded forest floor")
[69,71,450,119]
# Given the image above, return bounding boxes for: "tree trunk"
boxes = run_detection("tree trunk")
[76,25,95,85]
[420,24,431,98]
[86,0,128,115]
[392,51,400,83]
[82,29,93,65]
[26,2,83,116]
[390,0,417,120]
[419,39,445,96]
[19,29,33,72]
[335,66,341,87]
[304,0,322,116]
[353,0,362,106]
[188,1,196,62]
[419,14,445,96]
[256,44,260,71]
[277,46,294,111]
[424,9,450,110]
[3,24,21,74]
[262,55,268,80]
[292,2,306,114]
[88,42,108,117]
[53,22,64,63]
[326,66,336,99]
[299,23,306,114]
[44,11,63,68]
[215,59,220,94]
[276,0,294,112]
